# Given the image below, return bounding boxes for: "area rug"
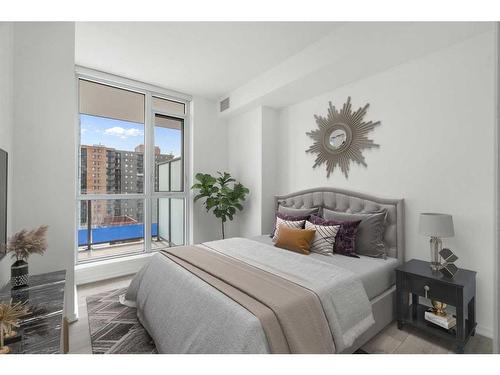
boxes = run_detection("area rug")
[86,288,157,354]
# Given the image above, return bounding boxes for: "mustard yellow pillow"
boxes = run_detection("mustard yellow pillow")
[274,225,316,255]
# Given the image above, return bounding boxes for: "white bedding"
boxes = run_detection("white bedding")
[251,235,401,300]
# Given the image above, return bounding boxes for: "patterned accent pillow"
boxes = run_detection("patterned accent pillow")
[272,216,306,242]
[305,221,340,256]
[270,212,310,238]
[309,214,361,258]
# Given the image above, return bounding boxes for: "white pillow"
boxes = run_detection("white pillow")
[272,217,305,242]
[305,221,340,255]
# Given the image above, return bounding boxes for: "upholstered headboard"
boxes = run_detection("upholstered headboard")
[275,187,404,262]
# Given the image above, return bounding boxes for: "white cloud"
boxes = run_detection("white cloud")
[104,127,143,139]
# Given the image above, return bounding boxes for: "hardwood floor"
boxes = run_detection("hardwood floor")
[69,276,493,354]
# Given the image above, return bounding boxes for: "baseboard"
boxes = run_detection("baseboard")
[476,324,493,339]
[75,253,153,285]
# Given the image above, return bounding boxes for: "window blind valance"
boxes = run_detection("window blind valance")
[79,79,145,124]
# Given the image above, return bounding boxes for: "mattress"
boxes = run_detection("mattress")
[251,235,400,300]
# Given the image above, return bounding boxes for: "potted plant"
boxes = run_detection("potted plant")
[192,172,249,239]
[0,299,28,354]
[3,225,48,288]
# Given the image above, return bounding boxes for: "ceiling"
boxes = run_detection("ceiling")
[75,22,338,98]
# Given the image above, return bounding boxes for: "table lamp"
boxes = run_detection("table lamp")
[419,213,454,271]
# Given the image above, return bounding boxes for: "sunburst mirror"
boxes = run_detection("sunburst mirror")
[306,97,380,178]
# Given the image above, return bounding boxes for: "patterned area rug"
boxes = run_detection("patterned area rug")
[354,348,368,354]
[86,288,157,354]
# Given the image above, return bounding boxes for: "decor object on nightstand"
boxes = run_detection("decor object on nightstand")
[2,225,48,288]
[419,213,454,271]
[439,248,459,278]
[431,299,448,316]
[0,299,28,354]
[305,97,381,178]
[424,307,456,330]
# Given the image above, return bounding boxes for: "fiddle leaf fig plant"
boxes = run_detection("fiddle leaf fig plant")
[192,172,249,239]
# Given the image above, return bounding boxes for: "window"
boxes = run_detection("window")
[154,114,183,192]
[77,72,189,262]
[152,197,185,250]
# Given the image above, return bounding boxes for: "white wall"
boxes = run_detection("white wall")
[0,23,13,286]
[12,23,77,319]
[261,107,280,234]
[190,96,229,243]
[275,31,495,337]
[495,22,500,354]
[226,107,263,238]
[224,106,280,238]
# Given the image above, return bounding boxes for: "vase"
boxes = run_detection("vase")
[11,260,29,288]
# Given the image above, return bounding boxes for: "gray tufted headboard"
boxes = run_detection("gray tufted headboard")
[275,187,405,262]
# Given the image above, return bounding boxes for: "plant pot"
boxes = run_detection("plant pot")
[11,260,28,289]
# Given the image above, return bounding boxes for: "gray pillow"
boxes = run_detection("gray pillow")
[270,206,320,238]
[278,205,320,217]
[322,208,387,258]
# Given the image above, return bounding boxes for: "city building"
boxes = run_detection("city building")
[79,143,174,248]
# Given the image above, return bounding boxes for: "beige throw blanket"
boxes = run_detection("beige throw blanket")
[162,246,335,354]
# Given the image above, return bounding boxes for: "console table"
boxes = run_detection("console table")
[0,270,67,354]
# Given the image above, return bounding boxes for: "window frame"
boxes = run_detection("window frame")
[75,66,192,264]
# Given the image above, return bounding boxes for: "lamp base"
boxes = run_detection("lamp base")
[429,237,442,271]
[430,262,441,272]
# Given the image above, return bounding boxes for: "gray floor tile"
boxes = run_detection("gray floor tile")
[362,332,402,354]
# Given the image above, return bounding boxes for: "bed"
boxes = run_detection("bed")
[125,187,404,354]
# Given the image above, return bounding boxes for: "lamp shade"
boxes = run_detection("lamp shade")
[419,213,454,238]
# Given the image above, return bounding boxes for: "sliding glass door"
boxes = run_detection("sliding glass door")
[151,102,186,251]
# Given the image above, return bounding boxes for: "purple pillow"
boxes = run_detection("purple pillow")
[309,214,361,258]
[270,212,310,237]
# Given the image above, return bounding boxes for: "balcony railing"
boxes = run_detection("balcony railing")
[78,223,158,247]
[78,157,184,261]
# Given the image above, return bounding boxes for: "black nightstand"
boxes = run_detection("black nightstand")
[396,259,476,353]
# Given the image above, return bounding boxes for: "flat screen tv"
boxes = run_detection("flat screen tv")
[0,148,7,259]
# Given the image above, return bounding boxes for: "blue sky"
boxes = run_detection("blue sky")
[80,114,181,157]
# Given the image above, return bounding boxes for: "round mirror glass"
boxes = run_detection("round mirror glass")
[328,129,347,149]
